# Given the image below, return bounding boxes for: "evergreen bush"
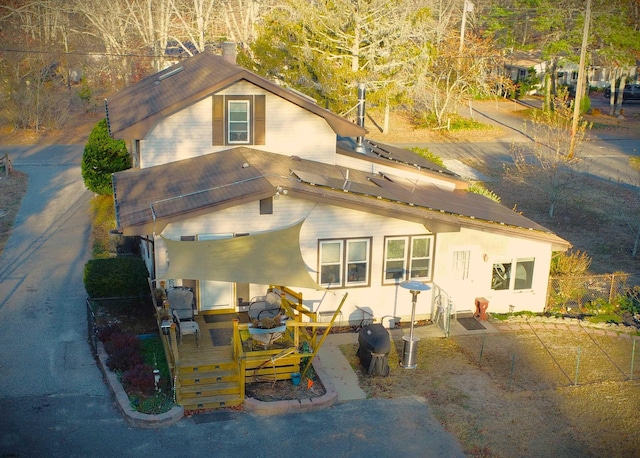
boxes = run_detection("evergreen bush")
[81,118,131,195]
[84,257,149,298]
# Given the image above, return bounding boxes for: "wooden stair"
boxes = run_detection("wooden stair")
[177,360,244,411]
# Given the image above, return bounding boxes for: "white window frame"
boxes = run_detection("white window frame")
[453,250,471,281]
[319,238,371,288]
[491,257,535,291]
[227,100,250,144]
[383,235,434,285]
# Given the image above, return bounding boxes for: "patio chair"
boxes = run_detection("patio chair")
[172,309,200,346]
[248,291,282,321]
[167,287,195,321]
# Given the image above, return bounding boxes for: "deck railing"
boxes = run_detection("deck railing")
[152,282,346,407]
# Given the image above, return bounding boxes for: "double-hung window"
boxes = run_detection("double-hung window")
[212,94,265,146]
[383,235,433,284]
[228,100,249,143]
[319,238,370,288]
[491,258,535,291]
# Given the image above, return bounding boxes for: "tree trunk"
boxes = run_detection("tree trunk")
[543,73,551,112]
[616,74,627,115]
[608,68,619,116]
[383,102,389,134]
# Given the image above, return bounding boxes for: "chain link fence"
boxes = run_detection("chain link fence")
[546,273,635,312]
[86,295,154,354]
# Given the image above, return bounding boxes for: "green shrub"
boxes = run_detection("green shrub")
[407,147,445,167]
[579,95,591,115]
[131,392,175,414]
[619,286,640,315]
[84,257,149,298]
[81,118,131,195]
[468,183,501,203]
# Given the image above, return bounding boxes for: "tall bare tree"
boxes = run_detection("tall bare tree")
[505,93,590,218]
[250,0,438,123]
[75,0,141,87]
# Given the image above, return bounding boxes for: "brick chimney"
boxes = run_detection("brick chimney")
[222,42,237,65]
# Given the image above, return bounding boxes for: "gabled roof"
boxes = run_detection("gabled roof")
[105,51,365,139]
[112,147,570,251]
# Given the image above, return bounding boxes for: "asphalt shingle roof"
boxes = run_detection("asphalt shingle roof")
[112,147,570,250]
[105,52,365,140]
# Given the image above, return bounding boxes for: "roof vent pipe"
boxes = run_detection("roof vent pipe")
[355,82,366,153]
[222,42,237,65]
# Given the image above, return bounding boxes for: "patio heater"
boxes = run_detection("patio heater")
[399,280,431,369]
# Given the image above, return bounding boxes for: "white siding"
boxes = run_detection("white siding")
[160,195,434,324]
[218,82,337,163]
[158,194,553,321]
[140,81,338,168]
[434,228,553,314]
[141,97,213,168]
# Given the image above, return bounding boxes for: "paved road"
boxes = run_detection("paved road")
[0,145,465,457]
[395,97,640,186]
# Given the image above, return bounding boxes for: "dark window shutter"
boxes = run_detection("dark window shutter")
[254,95,265,145]
[213,95,224,145]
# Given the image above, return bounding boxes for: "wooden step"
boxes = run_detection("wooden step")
[180,382,241,398]
[179,369,239,385]
[179,361,236,374]
[180,394,244,411]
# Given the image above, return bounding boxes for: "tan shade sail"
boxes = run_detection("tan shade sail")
[159,221,322,290]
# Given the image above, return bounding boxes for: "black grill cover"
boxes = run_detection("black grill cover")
[356,324,391,376]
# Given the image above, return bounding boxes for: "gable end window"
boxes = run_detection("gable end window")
[491,258,535,291]
[213,94,265,146]
[383,235,433,284]
[228,100,249,143]
[319,238,371,288]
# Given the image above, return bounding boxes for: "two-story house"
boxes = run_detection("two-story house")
[107,45,570,327]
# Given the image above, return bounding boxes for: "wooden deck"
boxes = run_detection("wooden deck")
[170,312,302,411]
[175,314,235,366]
[161,286,345,412]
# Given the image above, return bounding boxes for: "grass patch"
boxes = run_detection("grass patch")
[90,194,116,258]
[141,336,171,386]
[448,116,493,131]
[491,311,538,321]
[407,147,445,167]
[585,313,623,324]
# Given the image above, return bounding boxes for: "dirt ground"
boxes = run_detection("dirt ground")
[341,322,639,458]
